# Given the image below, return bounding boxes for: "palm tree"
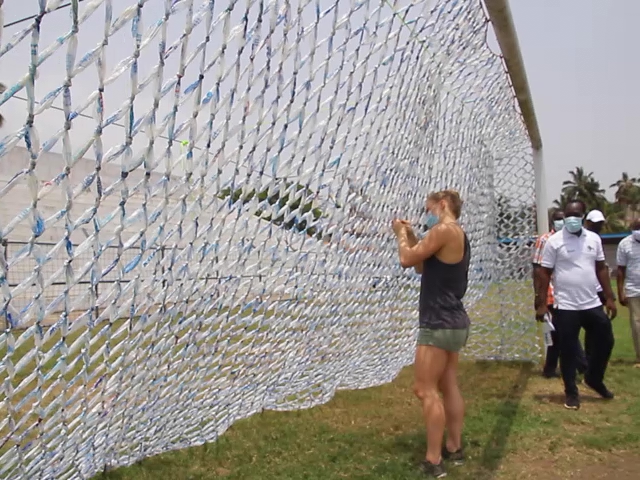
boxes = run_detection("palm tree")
[610,172,639,206]
[561,167,607,210]
[628,184,640,222]
[552,192,571,209]
[601,201,626,234]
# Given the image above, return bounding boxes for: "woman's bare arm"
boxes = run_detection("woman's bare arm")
[397,222,452,269]
[404,229,423,274]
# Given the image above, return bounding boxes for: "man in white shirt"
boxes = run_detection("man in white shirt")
[535,200,617,410]
[585,209,606,234]
[532,210,588,378]
[617,219,640,367]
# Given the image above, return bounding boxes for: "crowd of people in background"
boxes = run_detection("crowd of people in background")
[532,203,640,410]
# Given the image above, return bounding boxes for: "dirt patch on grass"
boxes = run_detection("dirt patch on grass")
[493,360,640,480]
[498,448,640,479]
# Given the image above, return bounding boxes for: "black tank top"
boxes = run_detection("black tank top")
[418,230,471,330]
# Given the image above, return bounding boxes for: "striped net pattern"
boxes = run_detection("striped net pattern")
[0,0,535,477]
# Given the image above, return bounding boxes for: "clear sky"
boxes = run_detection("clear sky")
[510,0,640,206]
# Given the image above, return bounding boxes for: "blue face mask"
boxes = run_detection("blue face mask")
[564,216,583,233]
[425,212,439,229]
[553,219,564,232]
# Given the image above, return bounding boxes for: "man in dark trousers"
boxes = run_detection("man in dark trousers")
[533,210,587,378]
[535,200,617,410]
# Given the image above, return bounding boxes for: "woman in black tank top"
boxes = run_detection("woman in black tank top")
[392,189,470,478]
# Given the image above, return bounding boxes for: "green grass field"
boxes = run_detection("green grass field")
[92,298,640,479]
[0,281,529,456]
[3,282,638,479]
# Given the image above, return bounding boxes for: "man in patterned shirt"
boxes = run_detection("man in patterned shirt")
[617,219,640,367]
[533,209,587,377]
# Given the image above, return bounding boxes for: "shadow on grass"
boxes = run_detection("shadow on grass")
[470,362,534,480]
[391,362,535,480]
[532,393,611,405]
[609,358,639,366]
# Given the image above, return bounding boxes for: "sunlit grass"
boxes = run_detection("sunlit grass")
[95,294,640,479]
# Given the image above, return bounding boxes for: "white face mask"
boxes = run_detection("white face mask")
[632,230,640,242]
[564,216,583,234]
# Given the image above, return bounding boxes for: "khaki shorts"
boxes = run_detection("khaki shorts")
[628,296,640,360]
[417,327,469,352]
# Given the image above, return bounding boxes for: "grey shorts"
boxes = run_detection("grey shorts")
[417,327,469,352]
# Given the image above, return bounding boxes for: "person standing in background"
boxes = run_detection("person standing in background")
[583,209,614,366]
[535,200,617,410]
[533,210,587,377]
[585,210,606,235]
[617,219,640,368]
[585,210,611,304]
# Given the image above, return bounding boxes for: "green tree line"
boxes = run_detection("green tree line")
[551,167,640,233]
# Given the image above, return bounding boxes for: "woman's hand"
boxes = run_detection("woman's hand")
[392,219,411,236]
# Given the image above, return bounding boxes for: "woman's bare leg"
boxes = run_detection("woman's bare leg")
[413,345,449,464]
[438,352,464,452]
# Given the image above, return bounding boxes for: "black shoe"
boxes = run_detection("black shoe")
[420,460,447,478]
[442,446,465,466]
[542,370,560,379]
[564,394,580,410]
[583,379,614,399]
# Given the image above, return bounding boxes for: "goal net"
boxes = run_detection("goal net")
[0,0,536,477]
